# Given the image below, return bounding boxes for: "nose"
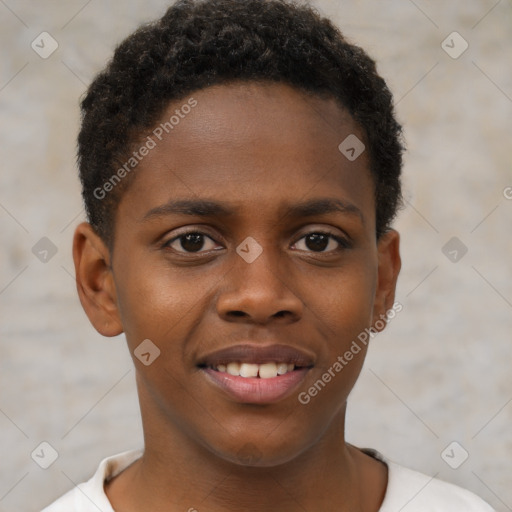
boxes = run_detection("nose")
[216,247,303,325]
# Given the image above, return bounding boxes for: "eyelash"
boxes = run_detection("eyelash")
[162,229,350,255]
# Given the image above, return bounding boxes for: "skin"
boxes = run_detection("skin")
[73,82,401,512]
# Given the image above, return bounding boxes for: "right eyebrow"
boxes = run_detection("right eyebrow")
[141,199,239,222]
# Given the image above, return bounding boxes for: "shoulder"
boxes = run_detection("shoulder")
[40,449,143,512]
[40,487,85,512]
[381,460,495,511]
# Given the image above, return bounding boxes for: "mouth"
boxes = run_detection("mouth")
[197,344,314,404]
[206,361,297,378]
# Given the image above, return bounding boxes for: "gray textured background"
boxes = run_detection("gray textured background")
[0,1,511,511]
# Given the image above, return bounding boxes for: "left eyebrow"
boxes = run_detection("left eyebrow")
[283,198,364,224]
[140,197,364,224]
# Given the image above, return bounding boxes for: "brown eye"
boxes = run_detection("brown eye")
[293,232,348,253]
[305,233,329,252]
[165,232,219,253]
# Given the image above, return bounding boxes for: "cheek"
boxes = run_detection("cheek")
[316,260,377,341]
[301,260,376,400]
[114,257,214,347]
[298,276,374,427]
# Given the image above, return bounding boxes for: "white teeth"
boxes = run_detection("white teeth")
[226,362,240,376]
[239,363,259,378]
[259,362,278,379]
[277,363,289,375]
[215,362,296,378]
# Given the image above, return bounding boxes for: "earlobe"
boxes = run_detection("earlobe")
[72,222,124,337]
[372,229,401,332]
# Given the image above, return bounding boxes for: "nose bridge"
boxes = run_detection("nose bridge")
[236,237,284,290]
[232,233,288,294]
[216,235,302,322]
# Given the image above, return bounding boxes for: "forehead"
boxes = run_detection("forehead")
[118,82,374,227]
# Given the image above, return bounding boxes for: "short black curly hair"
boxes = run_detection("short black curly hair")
[78,0,404,249]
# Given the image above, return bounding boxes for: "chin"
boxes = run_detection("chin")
[209,435,310,469]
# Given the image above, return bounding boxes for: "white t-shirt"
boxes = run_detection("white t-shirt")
[41,449,495,511]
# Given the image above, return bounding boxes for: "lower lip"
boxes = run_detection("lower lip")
[201,368,310,404]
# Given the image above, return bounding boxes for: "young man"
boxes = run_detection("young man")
[42,0,494,510]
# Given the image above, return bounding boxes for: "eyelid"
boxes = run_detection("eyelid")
[291,229,350,251]
[292,223,351,243]
[162,228,222,252]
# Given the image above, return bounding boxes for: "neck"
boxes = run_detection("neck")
[105,387,386,512]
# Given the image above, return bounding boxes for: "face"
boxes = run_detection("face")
[75,82,400,467]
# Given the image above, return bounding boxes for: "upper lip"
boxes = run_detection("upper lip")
[198,344,315,368]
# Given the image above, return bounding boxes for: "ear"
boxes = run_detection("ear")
[72,222,123,337]
[372,229,401,332]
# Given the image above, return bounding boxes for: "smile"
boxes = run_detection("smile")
[201,366,310,404]
[211,362,296,378]
[197,343,314,404]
